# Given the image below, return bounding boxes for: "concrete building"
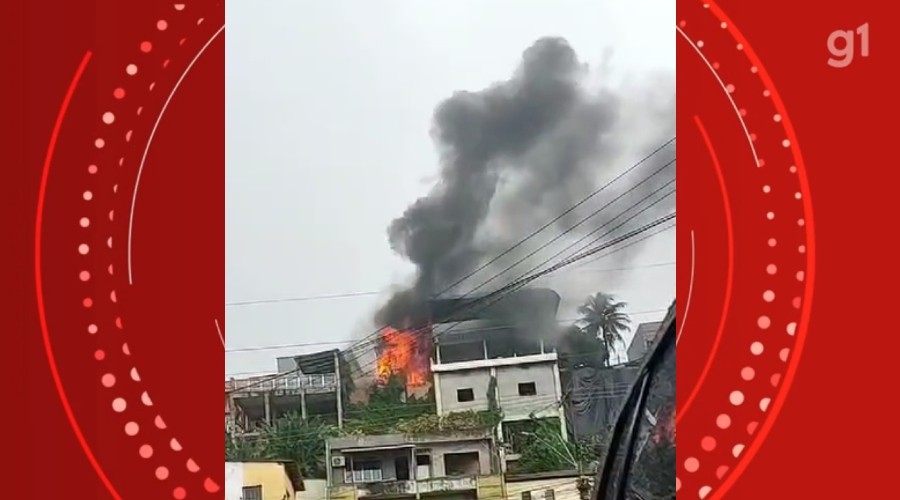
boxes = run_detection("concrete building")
[428,289,567,467]
[225,460,304,500]
[325,430,504,499]
[625,321,662,362]
[226,349,344,432]
[505,470,588,500]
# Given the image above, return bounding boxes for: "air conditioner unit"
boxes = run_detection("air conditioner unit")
[331,456,346,468]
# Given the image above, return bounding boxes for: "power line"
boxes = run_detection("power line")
[225,146,676,393]
[224,261,673,310]
[225,304,671,355]
[334,210,676,388]
[226,290,383,308]
[226,210,675,392]
[453,159,674,300]
[438,138,675,296]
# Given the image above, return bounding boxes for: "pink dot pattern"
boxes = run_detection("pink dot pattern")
[677,0,813,497]
[79,3,221,497]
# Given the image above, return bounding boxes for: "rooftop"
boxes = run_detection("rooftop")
[329,428,493,451]
[428,287,560,324]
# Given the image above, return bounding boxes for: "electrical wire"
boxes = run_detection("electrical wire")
[226,148,675,394]
[225,138,674,377]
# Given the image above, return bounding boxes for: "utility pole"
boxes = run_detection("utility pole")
[334,350,343,429]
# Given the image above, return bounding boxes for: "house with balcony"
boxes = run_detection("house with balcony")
[428,288,567,468]
[226,349,345,432]
[325,429,503,499]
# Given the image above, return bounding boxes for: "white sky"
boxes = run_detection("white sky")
[226,0,675,376]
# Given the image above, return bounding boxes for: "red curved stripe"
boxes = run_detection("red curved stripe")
[677,115,735,424]
[34,51,123,500]
[709,2,816,498]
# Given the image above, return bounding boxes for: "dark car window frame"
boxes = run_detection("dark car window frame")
[594,307,676,500]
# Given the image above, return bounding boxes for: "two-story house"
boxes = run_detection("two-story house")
[428,288,568,467]
[325,430,503,499]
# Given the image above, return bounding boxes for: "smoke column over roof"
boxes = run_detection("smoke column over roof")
[377,37,674,327]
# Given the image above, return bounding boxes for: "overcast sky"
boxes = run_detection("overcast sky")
[226,0,675,377]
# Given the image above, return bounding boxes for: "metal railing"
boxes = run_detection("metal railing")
[225,372,337,394]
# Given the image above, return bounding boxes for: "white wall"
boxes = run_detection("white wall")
[297,479,327,499]
[495,364,559,419]
[437,363,560,419]
[224,463,244,500]
[437,370,492,414]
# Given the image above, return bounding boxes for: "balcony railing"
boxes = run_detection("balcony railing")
[354,476,477,498]
[417,476,477,494]
[225,373,337,394]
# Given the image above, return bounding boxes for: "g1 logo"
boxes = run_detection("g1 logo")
[828,22,869,68]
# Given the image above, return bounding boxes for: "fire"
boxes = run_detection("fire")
[376,326,431,388]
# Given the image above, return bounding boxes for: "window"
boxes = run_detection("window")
[521,493,532,500]
[444,452,480,476]
[545,489,556,500]
[457,388,475,402]
[242,485,262,500]
[518,382,537,396]
[345,460,383,483]
[416,454,432,479]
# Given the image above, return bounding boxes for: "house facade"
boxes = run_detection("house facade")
[225,460,303,500]
[429,289,568,467]
[325,430,503,499]
[505,470,587,500]
[226,349,345,433]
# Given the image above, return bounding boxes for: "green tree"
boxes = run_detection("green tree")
[258,413,337,478]
[515,418,612,474]
[576,293,631,366]
[516,419,577,473]
[343,375,435,435]
[225,432,266,461]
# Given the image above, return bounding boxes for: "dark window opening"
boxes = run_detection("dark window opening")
[416,455,431,466]
[521,492,532,500]
[518,382,537,396]
[439,341,485,363]
[486,333,541,359]
[395,456,410,481]
[545,489,555,500]
[457,388,475,402]
[445,452,480,476]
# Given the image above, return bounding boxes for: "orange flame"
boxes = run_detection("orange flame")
[376,326,430,388]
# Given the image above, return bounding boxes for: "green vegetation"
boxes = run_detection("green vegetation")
[226,295,635,478]
[226,414,337,477]
[559,292,632,368]
[342,375,435,435]
[513,418,611,474]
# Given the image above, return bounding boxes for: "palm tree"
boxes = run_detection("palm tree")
[577,292,631,366]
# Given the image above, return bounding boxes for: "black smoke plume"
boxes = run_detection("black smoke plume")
[377,37,674,328]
